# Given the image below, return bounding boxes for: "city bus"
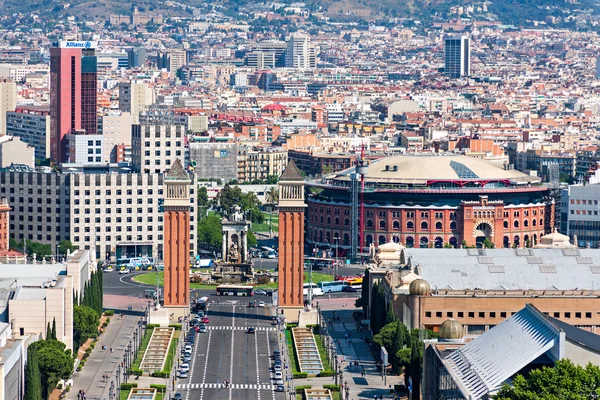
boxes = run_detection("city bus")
[318,281,347,293]
[303,257,334,271]
[303,283,324,297]
[216,285,254,296]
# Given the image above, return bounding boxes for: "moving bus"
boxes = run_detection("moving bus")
[216,285,254,296]
[318,280,347,293]
[303,257,334,271]
[303,283,324,297]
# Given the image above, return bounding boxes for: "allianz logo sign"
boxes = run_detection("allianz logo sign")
[65,41,92,48]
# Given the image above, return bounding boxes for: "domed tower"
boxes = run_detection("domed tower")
[408,279,430,330]
[409,279,431,296]
[439,319,464,342]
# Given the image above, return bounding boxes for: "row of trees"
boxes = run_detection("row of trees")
[73,270,103,349]
[24,333,73,399]
[9,238,76,258]
[370,282,437,400]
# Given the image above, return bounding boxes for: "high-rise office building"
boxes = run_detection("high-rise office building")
[50,41,98,163]
[127,47,147,68]
[285,34,316,69]
[157,51,186,73]
[444,35,470,78]
[0,78,16,135]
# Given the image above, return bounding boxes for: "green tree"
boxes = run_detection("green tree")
[30,339,73,398]
[372,322,398,350]
[266,175,279,184]
[24,344,43,400]
[197,186,210,208]
[321,164,333,175]
[51,318,56,341]
[46,323,52,341]
[73,305,100,349]
[265,186,279,204]
[494,359,600,400]
[247,231,257,248]
[410,337,422,400]
[385,302,397,325]
[58,240,76,255]
[197,214,223,252]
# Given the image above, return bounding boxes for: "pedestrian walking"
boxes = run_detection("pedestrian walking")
[110,347,113,354]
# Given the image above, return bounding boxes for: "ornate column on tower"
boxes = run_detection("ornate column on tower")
[162,158,191,320]
[277,161,306,321]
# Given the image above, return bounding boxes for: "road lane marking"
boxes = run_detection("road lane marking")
[205,326,276,331]
[265,331,276,400]
[178,383,275,389]
[255,324,261,400]
[229,306,235,400]
[199,330,212,400]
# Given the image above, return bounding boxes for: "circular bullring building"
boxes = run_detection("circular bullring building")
[307,155,554,251]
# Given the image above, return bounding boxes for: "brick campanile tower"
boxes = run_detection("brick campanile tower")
[163,158,191,319]
[277,161,306,320]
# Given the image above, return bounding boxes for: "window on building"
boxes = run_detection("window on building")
[565,312,571,318]
[500,312,507,318]
[435,312,442,318]
[490,312,496,318]
[478,312,485,318]
[425,312,431,318]
[575,312,581,318]
[468,312,474,318]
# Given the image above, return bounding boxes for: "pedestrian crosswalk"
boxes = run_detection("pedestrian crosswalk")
[206,326,276,331]
[177,383,276,390]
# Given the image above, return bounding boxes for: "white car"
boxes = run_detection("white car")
[118,268,130,274]
[257,301,265,307]
[180,363,190,372]
[274,371,283,380]
[273,364,282,372]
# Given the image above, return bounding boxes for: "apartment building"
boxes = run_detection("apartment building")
[0,78,16,134]
[0,137,34,168]
[188,141,238,182]
[0,170,196,260]
[69,172,196,261]
[6,106,51,161]
[0,171,71,250]
[119,82,153,123]
[237,146,288,182]
[99,113,134,163]
[561,170,600,248]
[131,123,187,173]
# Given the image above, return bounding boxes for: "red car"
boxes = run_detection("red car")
[194,326,199,332]
[201,317,209,323]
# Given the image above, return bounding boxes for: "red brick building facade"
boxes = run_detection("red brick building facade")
[0,198,9,252]
[307,155,554,251]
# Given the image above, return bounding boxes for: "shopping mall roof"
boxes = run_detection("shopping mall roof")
[332,155,540,185]
[405,248,600,291]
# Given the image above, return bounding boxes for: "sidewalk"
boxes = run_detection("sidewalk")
[313,306,402,400]
[69,315,139,400]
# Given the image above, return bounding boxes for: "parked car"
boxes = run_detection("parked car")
[172,393,183,400]
[201,316,209,323]
[178,371,188,378]
[273,364,282,372]
[180,363,190,372]
[246,327,255,334]
[199,325,207,333]
[273,350,281,358]
[118,268,131,274]
[254,289,266,296]
[276,385,285,392]
[274,371,283,380]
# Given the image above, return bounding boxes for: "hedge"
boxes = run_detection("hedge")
[104,310,115,316]
[294,385,312,392]
[120,383,138,390]
[318,370,334,377]
[323,384,340,392]
[130,368,143,376]
[147,324,160,329]
[168,324,182,330]
[150,384,167,390]
[293,372,308,379]
[151,371,169,378]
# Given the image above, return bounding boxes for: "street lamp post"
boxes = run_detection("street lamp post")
[116,365,121,388]
[123,355,128,383]
[333,235,340,279]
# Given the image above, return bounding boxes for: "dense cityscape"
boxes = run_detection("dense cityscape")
[0,1,599,400]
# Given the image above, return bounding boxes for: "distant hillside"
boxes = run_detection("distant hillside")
[0,0,596,27]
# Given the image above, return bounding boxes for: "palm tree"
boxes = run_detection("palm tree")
[265,187,279,205]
